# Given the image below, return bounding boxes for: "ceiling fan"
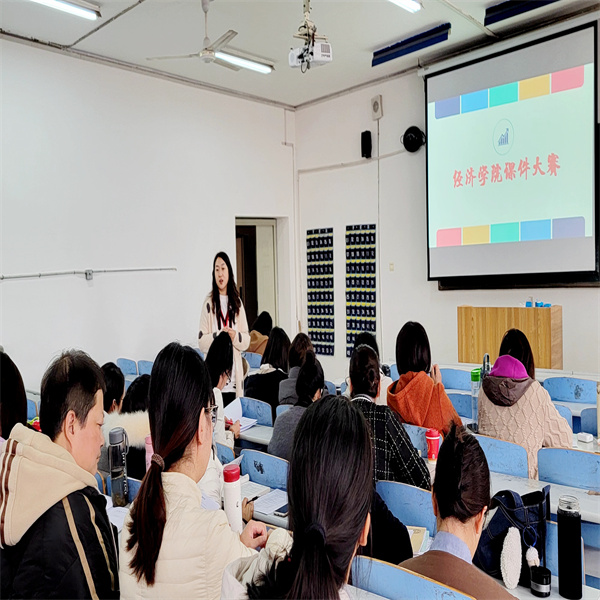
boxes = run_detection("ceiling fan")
[147,0,273,74]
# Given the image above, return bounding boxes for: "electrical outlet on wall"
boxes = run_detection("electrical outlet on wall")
[371,95,383,121]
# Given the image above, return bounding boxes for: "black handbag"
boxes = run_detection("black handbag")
[474,485,550,587]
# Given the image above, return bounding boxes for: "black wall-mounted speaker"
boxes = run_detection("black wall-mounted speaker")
[361,130,372,159]
[402,126,426,153]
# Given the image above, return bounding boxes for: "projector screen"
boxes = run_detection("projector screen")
[426,24,598,284]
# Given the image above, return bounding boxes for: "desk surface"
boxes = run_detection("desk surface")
[573,433,599,454]
[239,425,273,446]
[508,575,598,600]
[554,401,594,418]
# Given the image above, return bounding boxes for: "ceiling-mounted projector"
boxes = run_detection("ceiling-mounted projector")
[289,42,333,68]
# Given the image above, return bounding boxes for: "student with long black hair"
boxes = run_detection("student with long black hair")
[222,395,373,600]
[199,252,250,405]
[120,342,267,600]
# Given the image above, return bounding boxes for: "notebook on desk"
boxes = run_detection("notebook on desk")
[253,489,287,515]
[241,481,270,501]
[224,398,257,431]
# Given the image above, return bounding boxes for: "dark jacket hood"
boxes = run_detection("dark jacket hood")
[482,375,534,407]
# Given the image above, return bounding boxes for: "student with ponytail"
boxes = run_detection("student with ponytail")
[222,395,373,600]
[119,342,267,600]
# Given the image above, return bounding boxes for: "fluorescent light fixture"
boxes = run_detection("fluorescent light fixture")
[27,0,100,20]
[484,0,560,26]
[372,23,451,67]
[387,0,422,13]
[215,52,273,74]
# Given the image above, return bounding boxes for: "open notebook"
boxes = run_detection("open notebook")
[223,398,257,432]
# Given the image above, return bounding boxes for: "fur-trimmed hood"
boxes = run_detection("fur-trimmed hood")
[102,410,149,449]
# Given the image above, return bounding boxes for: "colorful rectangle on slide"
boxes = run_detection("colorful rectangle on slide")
[435,96,460,119]
[521,219,551,241]
[489,83,518,107]
[491,222,519,243]
[463,225,490,245]
[552,216,585,239]
[518,74,550,100]
[461,89,488,113]
[436,228,461,247]
[552,66,584,93]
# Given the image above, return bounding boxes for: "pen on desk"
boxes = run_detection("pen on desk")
[247,495,259,503]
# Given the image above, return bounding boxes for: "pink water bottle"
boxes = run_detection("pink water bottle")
[145,434,153,472]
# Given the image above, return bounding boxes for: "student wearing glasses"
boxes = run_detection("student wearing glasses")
[120,342,267,600]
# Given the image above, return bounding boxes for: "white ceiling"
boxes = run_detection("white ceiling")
[1,0,597,107]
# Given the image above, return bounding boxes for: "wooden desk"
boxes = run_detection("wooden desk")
[457,306,562,369]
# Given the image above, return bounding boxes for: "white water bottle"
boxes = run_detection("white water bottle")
[223,464,243,534]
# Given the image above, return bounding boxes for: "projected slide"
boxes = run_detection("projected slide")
[427,25,596,279]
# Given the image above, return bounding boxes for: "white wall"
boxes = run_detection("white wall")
[0,41,295,390]
[295,25,600,380]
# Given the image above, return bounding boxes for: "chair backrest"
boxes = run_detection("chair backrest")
[388,363,399,381]
[340,380,348,394]
[376,480,437,536]
[95,472,106,494]
[542,377,597,404]
[546,521,585,583]
[440,368,471,391]
[26,398,38,421]
[324,380,336,395]
[538,448,600,491]
[137,360,153,376]
[128,477,143,502]
[195,348,205,360]
[351,556,475,600]
[554,404,573,429]
[241,449,288,491]
[276,404,291,419]
[474,434,529,478]
[240,397,273,427]
[447,392,472,419]
[402,423,442,458]
[243,352,262,369]
[580,407,598,436]
[216,442,235,465]
[117,358,137,376]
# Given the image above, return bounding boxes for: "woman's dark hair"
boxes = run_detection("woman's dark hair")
[433,423,491,523]
[353,331,380,358]
[395,321,431,376]
[251,312,273,336]
[349,345,381,399]
[0,353,28,439]
[499,328,535,379]
[295,351,324,408]
[121,375,150,414]
[261,327,290,372]
[211,252,241,328]
[126,342,213,585]
[101,362,125,413]
[40,350,106,442]
[205,331,233,388]
[248,396,373,600]
[289,333,314,369]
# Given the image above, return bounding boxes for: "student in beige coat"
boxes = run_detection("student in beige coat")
[120,343,267,600]
[199,252,250,405]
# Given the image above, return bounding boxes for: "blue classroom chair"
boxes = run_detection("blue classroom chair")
[275,405,290,419]
[26,398,38,421]
[240,396,273,427]
[104,476,143,503]
[216,442,235,465]
[340,380,348,394]
[580,407,598,436]
[376,480,436,536]
[240,449,288,491]
[95,472,106,494]
[474,434,529,478]
[117,358,137,376]
[137,360,153,375]
[555,404,573,430]
[195,349,205,360]
[243,352,262,369]
[388,363,399,381]
[351,556,474,600]
[447,392,472,419]
[538,448,600,492]
[403,423,442,459]
[440,368,471,391]
[542,377,597,404]
[324,380,336,395]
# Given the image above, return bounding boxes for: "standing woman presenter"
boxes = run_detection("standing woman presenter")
[199,252,250,405]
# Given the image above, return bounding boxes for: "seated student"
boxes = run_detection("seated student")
[387,321,461,435]
[278,333,313,406]
[478,329,572,479]
[343,332,393,405]
[101,362,125,414]
[247,311,272,356]
[222,395,373,599]
[0,350,119,599]
[244,327,290,420]
[401,425,515,600]
[268,351,323,461]
[120,342,267,600]
[350,345,431,490]
[0,351,28,447]
[102,374,150,480]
